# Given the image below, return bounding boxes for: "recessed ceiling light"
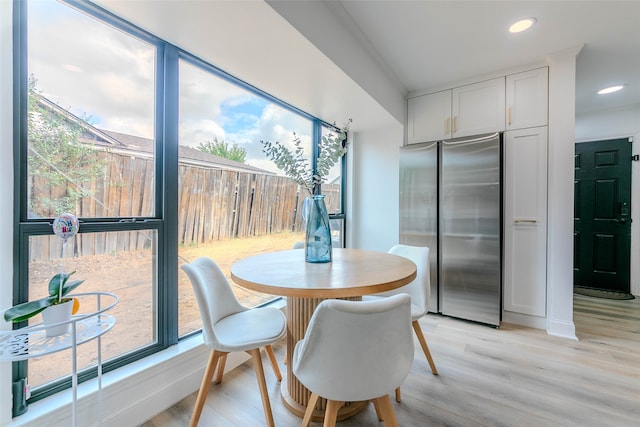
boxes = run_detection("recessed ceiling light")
[509,18,537,33]
[597,85,624,95]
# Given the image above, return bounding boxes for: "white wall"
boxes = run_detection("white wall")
[347,125,403,251]
[575,104,640,297]
[576,104,640,142]
[1,0,14,423]
[546,47,582,340]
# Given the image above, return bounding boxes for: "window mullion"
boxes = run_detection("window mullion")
[160,44,179,345]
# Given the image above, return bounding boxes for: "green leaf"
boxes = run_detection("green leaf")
[48,271,74,297]
[61,279,85,297]
[3,296,58,323]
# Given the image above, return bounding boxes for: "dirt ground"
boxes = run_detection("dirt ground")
[25,231,303,390]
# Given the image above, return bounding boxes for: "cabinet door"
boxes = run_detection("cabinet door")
[407,90,451,144]
[452,77,505,138]
[504,127,547,317]
[506,67,548,130]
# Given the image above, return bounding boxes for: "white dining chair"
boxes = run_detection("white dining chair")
[181,257,286,427]
[293,294,413,427]
[364,244,438,402]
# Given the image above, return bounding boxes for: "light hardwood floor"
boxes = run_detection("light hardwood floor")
[140,294,640,426]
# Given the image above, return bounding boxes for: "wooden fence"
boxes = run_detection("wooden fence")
[29,151,340,261]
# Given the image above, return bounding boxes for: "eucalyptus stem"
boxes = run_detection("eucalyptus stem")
[260,119,351,195]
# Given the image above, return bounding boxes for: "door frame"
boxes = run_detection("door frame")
[575,134,639,297]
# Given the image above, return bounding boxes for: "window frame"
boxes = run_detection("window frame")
[11,0,348,406]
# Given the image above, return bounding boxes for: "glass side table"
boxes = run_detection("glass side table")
[0,292,118,427]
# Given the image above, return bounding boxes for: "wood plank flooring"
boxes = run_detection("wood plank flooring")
[140,294,640,426]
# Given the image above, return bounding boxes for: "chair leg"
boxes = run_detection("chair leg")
[214,353,228,384]
[373,398,384,420]
[412,320,438,375]
[395,387,401,403]
[265,345,282,381]
[323,400,344,427]
[372,395,399,427]
[190,350,225,427]
[247,348,276,427]
[301,392,320,427]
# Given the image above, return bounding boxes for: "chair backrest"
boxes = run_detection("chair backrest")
[181,257,246,347]
[379,244,430,314]
[293,294,413,402]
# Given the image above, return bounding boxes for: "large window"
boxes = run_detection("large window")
[12,0,347,408]
[177,59,313,336]
[16,0,162,402]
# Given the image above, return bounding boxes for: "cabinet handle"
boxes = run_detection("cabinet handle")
[445,117,450,135]
[514,219,537,224]
[508,107,512,126]
[453,116,457,133]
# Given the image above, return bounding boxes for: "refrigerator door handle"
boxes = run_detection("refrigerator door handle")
[514,219,538,224]
[442,132,500,146]
[401,141,438,151]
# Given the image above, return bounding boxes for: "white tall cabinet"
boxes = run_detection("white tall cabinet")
[503,67,549,321]
[503,127,548,317]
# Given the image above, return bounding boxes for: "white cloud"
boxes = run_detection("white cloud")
[29,1,155,137]
[179,119,226,148]
[27,0,318,175]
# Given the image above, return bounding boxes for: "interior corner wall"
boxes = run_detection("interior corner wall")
[575,104,640,297]
[347,125,403,251]
[0,0,15,423]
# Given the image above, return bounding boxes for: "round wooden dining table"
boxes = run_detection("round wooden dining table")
[230,248,417,422]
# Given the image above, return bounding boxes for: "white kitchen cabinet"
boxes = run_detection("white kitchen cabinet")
[407,90,451,144]
[503,127,548,317]
[452,77,505,138]
[506,67,548,130]
[407,77,505,144]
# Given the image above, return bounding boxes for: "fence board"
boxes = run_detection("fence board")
[30,150,335,260]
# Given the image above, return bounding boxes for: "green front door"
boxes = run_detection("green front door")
[574,138,632,292]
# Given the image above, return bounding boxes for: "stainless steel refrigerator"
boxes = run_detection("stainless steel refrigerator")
[399,133,502,326]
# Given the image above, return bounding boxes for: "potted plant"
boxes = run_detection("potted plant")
[3,271,84,336]
[261,119,351,263]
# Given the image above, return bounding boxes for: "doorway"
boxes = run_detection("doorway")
[574,138,632,293]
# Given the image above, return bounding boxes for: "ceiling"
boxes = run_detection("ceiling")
[324,0,640,115]
[94,0,639,130]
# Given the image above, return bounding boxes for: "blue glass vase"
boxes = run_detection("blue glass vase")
[305,195,332,263]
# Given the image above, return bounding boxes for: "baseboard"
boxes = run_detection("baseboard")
[502,310,547,329]
[546,318,577,340]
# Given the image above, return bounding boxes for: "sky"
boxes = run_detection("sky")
[27,0,314,176]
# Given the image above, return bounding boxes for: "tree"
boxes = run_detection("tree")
[197,138,247,163]
[27,75,107,217]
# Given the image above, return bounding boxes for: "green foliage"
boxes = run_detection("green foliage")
[27,75,107,217]
[261,119,351,195]
[197,137,247,163]
[3,271,85,323]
